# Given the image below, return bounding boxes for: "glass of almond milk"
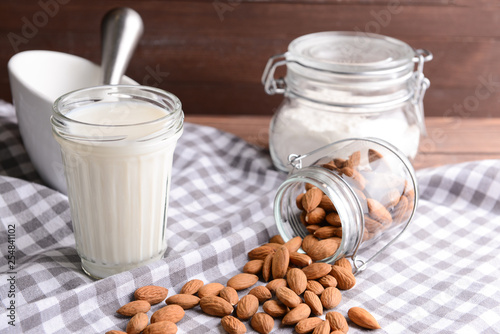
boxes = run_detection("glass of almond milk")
[51,85,184,279]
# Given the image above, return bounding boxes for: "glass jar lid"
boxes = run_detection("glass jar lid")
[287,31,416,75]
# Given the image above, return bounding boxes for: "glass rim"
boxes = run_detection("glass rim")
[52,85,183,129]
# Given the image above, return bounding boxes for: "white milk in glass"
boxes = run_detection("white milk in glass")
[53,92,183,279]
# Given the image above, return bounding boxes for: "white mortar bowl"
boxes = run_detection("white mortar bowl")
[8,50,138,193]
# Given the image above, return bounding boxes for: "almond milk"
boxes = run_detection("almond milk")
[52,87,183,278]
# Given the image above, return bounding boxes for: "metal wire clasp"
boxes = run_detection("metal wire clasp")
[412,49,433,136]
[288,153,304,170]
[261,53,289,95]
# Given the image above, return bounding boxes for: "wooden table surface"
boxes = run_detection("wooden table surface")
[185,116,500,170]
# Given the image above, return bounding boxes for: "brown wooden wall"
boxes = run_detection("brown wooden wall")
[1,0,499,117]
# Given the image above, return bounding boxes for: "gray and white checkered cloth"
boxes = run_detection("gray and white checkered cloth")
[0,100,499,333]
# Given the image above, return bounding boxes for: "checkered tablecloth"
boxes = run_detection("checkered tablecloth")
[0,100,499,334]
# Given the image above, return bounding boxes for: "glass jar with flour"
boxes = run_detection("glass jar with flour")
[262,31,432,172]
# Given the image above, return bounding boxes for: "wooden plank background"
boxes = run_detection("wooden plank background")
[1,0,499,117]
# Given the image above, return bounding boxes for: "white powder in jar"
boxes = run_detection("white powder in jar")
[270,106,420,171]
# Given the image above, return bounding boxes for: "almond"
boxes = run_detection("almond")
[318,275,337,288]
[263,242,283,250]
[221,315,247,334]
[262,253,273,282]
[198,282,225,298]
[263,299,288,318]
[150,304,185,324]
[348,307,381,329]
[392,195,409,223]
[334,158,346,168]
[265,278,287,294]
[180,279,204,295]
[126,312,148,334]
[364,216,383,233]
[287,268,307,295]
[272,245,290,279]
[305,183,315,191]
[326,311,349,333]
[301,263,332,280]
[142,321,177,334]
[236,294,259,320]
[306,280,324,295]
[319,194,336,212]
[313,226,342,239]
[296,193,305,210]
[276,286,301,308]
[165,294,200,309]
[269,234,285,244]
[302,188,323,212]
[248,246,275,260]
[199,296,233,317]
[117,300,151,316]
[329,265,356,290]
[305,207,326,225]
[282,303,311,326]
[243,260,264,275]
[367,198,393,224]
[312,320,330,334]
[334,257,352,271]
[250,312,274,334]
[303,290,323,316]
[306,224,321,234]
[284,236,303,253]
[382,188,402,209]
[325,212,341,227]
[227,273,259,291]
[295,317,323,334]
[347,151,361,168]
[341,167,366,190]
[300,211,307,225]
[321,161,339,172]
[301,235,319,253]
[248,286,272,303]
[368,148,383,163]
[219,286,239,306]
[320,287,342,309]
[134,286,168,305]
[106,331,127,334]
[306,238,340,262]
[290,252,312,267]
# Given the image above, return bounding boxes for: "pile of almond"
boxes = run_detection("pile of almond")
[106,235,381,334]
[296,149,414,249]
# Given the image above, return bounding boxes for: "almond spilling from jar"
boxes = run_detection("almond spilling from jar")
[348,306,381,329]
[250,312,274,334]
[180,279,204,295]
[262,299,288,318]
[236,294,259,320]
[221,315,247,334]
[126,312,148,334]
[227,273,259,291]
[165,294,200,309]
[150,304,185,324]
[199,296,233,317]
[295,317,323,334]
[198,282,225,298]
[276,286,302,308]
[282,303,311,326]
[117,300,151,317]
[134,285,169,305]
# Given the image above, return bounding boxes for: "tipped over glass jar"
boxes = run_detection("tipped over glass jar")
[273,138,417,273]
[262,31,432,172]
